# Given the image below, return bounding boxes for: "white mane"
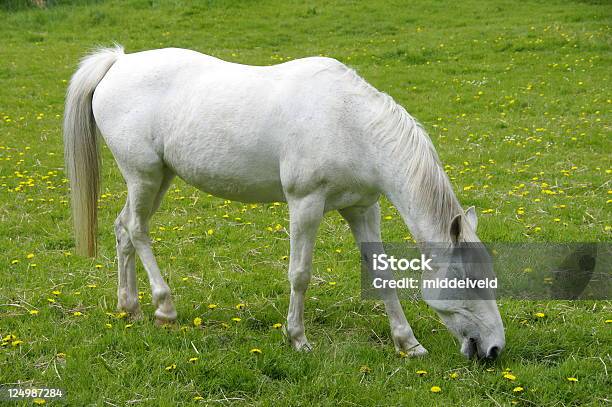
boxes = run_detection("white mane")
[362,82,462,237]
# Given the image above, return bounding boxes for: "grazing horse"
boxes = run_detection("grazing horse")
[64,46,505,358]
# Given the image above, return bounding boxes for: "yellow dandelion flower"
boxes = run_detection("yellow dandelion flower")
[73,311,82,316]
[235,303,245,310]
[116,312,128,319]
[33,398,46,405]
[125,324,133,329]
[503,373,516,381]
[535,312,546,318]
[605,320,612,324]
[567,377,578,382]
[207,304,217,309]
[165,363,177,371]
[416,370,427,376]
[398,351,407,358]
[272,323,282,329]
[12,340,23,346]
[193,396,204,401]
[207,229,214,235]
[29,310,39,315]
[430,386,442,393]
[51,290,61,295]
[189,357,198,363]
[359,365,371,374]
[105,323,113,329]
[513,386,524,392]
[95,264,103,269]
[232,317,241,322]
[11,259,19,265]
[250,348,262,354]
[450,372,459,379]
[26,253,35,259]
[193,317,202,327]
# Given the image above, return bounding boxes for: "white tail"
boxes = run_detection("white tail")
[63,45,124,257]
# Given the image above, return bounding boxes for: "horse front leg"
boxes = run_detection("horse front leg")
[340,203,427,356]
[285,194,325,351]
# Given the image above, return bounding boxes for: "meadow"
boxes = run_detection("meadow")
[0,0,610,405]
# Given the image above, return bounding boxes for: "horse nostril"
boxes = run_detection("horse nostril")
[486,346,500,359]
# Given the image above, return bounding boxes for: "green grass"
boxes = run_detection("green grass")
[1,0,610,405]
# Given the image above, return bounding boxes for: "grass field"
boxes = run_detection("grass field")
[1,0,611,405]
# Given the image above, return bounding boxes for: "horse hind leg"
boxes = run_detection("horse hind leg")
[122,167,177,324]
[115,201,140,318]
[115,170,175,319]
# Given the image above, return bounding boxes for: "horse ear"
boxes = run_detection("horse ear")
[465,206,478,230]
[449,214,462,245]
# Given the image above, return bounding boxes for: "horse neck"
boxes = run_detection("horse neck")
[371,105,462,244]
[388,187,458,244]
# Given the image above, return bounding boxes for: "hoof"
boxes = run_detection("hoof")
[398,344,428,358]
[154,308,177,326]
[292,338,313,352]
[117,303,142,320]
[285,327,312,351]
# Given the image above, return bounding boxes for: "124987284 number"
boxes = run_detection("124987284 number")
[0,386,65,400]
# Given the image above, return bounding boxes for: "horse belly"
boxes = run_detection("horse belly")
[164,135,286,203]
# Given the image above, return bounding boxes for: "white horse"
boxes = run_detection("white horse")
[64,46,505,359]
